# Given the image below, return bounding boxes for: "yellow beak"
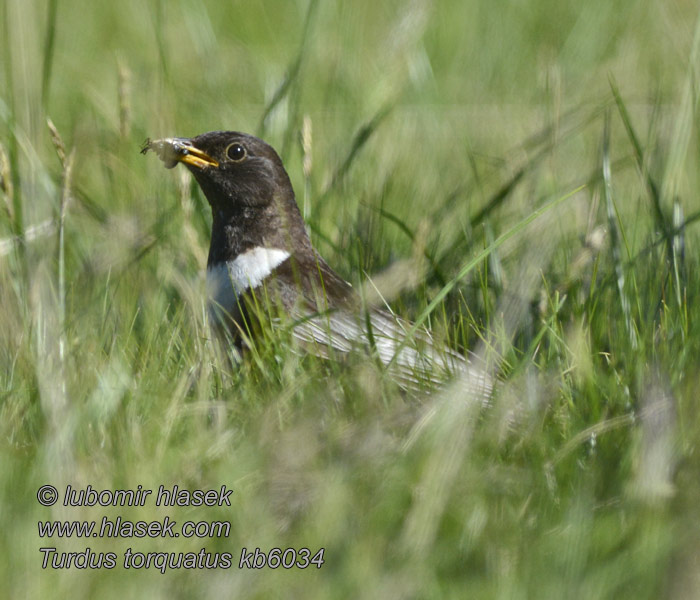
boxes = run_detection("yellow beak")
[143,137,219,169]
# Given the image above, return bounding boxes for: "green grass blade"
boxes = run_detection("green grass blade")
[388,184,585,369]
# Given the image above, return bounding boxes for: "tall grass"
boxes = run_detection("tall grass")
[1,0,699,598]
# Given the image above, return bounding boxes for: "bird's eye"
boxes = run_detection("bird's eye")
[226,143,247,162]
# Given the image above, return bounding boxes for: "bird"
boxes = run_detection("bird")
[142,131,490,394]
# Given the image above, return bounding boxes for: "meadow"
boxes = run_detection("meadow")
[1,0,699,597]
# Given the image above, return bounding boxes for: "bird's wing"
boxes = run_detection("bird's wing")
[288,303,490,394]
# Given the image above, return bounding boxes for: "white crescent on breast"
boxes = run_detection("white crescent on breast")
[207,247,290,313]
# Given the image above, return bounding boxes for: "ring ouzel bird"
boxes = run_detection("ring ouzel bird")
[143,131,490,394]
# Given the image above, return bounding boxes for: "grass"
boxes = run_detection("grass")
[1,0,700,597]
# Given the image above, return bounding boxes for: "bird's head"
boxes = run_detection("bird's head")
[142,131,291,211]
[143,130,313,262]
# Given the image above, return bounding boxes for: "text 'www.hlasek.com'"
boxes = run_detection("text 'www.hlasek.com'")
[36,484,325,573]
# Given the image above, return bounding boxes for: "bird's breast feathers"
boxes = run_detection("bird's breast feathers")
[207,246,290,311]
